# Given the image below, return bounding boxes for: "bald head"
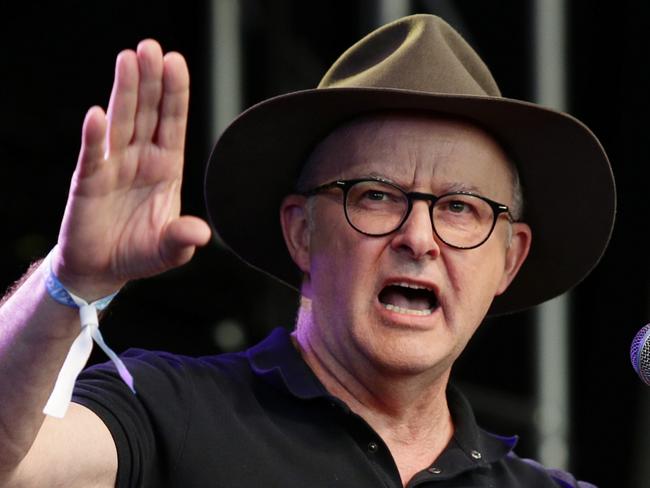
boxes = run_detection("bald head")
[297,112,524,221]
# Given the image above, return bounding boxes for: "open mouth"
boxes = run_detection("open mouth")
[378,282,439,316]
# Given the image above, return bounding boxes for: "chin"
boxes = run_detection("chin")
[354,327,454,378]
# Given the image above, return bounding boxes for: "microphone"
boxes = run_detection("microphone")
[631,324,650,385]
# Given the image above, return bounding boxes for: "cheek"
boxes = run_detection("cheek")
[309,231,386,312]
[309,228,361,298]
[445,246,507,308]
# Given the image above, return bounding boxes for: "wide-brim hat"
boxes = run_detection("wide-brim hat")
[204,14,616,315]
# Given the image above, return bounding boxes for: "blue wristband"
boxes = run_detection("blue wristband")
[42,247,134,418]
[45,262,118,310]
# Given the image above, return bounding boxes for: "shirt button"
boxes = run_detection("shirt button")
[471,449,482,460]
[367,442,379,453]
[428,467,442,474]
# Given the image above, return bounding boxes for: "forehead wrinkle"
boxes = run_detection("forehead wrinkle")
[384,124,488,195]
[343,119,448,186]
[299,112,516,204]
[299,119,378,185]
[420,126,515,201]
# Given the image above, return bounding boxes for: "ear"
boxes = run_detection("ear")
[280,194,311,274]
[495,222,532,296]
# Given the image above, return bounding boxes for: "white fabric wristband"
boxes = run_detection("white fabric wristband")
[43,248,135,418]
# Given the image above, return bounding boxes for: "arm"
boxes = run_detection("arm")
[0,39,210,487]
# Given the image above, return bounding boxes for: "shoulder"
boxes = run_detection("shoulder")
[75,347,255,398]
[70,348,261,487]
[503,451,597,488]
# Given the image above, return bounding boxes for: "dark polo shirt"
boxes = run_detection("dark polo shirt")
[73,327,594,487]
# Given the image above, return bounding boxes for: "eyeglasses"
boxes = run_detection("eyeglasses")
[302,177,513,250]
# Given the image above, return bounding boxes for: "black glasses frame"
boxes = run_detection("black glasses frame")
[302,177,513,250]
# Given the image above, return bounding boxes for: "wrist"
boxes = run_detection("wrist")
[44,248,120,310]
[41,246,133,418]
[48,246,123,302]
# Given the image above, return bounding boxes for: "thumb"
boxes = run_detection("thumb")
[160,216,212,268]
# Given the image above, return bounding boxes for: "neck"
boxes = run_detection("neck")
[292,300,454,484]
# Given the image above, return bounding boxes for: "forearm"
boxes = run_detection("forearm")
[0,38,208,484]
[0,259,80,471]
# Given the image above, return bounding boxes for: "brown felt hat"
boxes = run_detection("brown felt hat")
[204,14,616,315]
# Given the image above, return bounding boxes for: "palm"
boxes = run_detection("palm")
[55,41,210,298]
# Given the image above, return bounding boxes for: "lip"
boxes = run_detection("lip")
[374,299,443,330]
[375,276,442,327]
[379,276,441,297]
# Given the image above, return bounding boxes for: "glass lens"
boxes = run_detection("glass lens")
[345,180,408,235]
[432,194,494,247]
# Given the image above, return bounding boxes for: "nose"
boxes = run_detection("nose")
[390,200,441,259]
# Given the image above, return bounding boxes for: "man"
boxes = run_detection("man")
[0,14,614,487]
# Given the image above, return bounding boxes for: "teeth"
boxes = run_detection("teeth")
[383,303,434,316]
[394,282,432,291]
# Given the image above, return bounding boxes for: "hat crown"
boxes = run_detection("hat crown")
[318,14,501,97]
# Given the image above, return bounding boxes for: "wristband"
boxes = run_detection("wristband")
[42,247,135,418]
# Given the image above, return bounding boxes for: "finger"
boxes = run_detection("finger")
[160,216,212,268]
[132,39,164,143]
[156,52,190,151]
[75,106,107,178]
[106,49,138,155]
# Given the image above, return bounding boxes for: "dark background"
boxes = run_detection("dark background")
[1,1,648,486]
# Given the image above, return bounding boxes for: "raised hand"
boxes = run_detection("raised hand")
[52,40,211,300]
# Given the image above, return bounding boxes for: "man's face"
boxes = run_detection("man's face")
[282,113,531,380]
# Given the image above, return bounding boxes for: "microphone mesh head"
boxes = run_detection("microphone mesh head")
[631,323,650,385]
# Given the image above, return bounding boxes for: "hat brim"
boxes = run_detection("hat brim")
[204,87,616,315]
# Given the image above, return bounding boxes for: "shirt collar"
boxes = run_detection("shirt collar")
[246,327,328,399]
[246,327,518,473]
[428,383,518,478]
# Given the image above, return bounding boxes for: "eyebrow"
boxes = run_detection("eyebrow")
[363,171,394,182]
[441,182,483,194]
[357,173,484,195]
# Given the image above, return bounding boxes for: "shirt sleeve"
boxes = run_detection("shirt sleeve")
[72,349,197,488]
